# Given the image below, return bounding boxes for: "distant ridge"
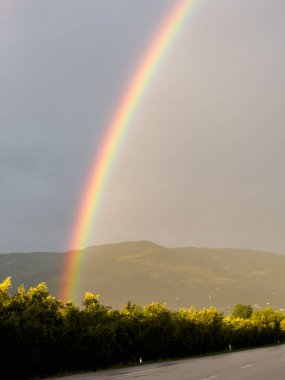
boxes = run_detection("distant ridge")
[0,240,285,312]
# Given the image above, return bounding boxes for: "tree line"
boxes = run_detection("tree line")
[0,278,284,379]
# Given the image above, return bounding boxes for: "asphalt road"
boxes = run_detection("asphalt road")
[49,344,285,380]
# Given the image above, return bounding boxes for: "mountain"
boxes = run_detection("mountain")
[1,241,285,312]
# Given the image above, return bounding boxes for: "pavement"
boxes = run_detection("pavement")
[48,344,285,380]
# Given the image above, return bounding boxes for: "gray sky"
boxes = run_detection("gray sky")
[1,0,285,254]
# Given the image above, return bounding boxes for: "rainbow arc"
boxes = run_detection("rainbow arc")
[62,0,199,302]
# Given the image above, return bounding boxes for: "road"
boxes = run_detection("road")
[49,344,285,380]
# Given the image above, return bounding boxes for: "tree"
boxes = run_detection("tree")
[0,277,11,305]
[232,304,253,319]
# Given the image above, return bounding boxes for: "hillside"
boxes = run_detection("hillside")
[1,241,285,312]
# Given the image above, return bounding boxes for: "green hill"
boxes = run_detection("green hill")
[1,241,285,312]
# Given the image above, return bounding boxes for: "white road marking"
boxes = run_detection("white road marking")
[241,364,255,369]
[202,376,218,380]
[98,368,157,379]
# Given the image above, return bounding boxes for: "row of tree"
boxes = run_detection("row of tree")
[0,278,284,379]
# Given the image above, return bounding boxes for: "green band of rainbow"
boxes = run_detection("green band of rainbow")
[61,0,199,302]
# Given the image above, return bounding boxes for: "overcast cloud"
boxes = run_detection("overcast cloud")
[1,0,285,254]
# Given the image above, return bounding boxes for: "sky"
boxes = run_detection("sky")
[1,0,285,254]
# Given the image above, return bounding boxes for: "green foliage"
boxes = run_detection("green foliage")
[0,278,284,379]
[83,291,100,309]
[232,304,253,319]
[0,276,11,305]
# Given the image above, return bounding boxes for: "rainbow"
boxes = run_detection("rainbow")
[61,0,199,302]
